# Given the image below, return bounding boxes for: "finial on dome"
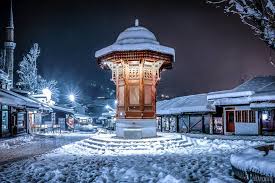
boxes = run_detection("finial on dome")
[135,19,139,26]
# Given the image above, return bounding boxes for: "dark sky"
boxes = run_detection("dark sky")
[0,0,274,103]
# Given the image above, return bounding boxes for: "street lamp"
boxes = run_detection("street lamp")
[68,94,75,102]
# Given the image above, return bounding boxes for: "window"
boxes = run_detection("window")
[1,105,9,133]
[235,110,255,123]
[17,112,25,128]
[249,110,256,122]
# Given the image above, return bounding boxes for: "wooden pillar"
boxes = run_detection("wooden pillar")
[24,110,28,134]
[168,116,171,132]
[160,116,163,132]
[139,59,144,117]
[210,115,214,135]
[259,111,263,135]
[0,107,2,137]
[176,115,179,133]
[124,61,129,117]
[188,114,191,133]
[202,115,205,133]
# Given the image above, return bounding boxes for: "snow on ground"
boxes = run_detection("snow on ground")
[0,135,34,149]
[230,147,275,177]
[75,124,98,132]
[0,133,268,183]
[0,132,92,165]
[185,133,275,143]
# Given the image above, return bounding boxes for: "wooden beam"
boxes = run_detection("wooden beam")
[202,115,205,133]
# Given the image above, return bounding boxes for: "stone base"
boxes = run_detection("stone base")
[116,119,157,139]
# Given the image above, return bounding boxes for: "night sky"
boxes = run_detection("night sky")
[0,0,274,103]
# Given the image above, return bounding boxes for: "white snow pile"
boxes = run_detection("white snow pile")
[230,146,275,177]
[0,134,267,182]
[75,124,98,132]
[0,135,34,149]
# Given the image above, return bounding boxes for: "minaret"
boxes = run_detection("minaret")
[4,0,16,89]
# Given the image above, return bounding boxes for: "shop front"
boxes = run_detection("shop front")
[223,106,258,135]
[157,116,178,133]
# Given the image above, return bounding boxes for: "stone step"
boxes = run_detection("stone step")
[83,138,188,148]
[88,135,186,143]
[78,139,192,151]
[88,136,184,144]
[79,142,149,151]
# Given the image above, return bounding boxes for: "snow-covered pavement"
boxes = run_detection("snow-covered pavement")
[0,133,269,183]
[0,132,91,165]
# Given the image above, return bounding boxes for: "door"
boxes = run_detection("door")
[226,111,235,133]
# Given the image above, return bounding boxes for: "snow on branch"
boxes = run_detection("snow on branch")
[37,75,60,102]
[17,43,40,92]
[208,0,275,49]
[17,43,60,102]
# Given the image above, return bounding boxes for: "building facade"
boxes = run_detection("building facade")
[157,76,275,136]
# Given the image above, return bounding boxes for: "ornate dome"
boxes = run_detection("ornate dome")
[95,19,175,61]
[115,26,159,45]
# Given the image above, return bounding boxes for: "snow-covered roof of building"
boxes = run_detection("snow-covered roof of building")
[95,20,175,61]
[51,105,74,114]
[0,89,41,108]
[208,76,275,101]
[156,93,215,115]
[74,113,92,119]
[250,102,275,109]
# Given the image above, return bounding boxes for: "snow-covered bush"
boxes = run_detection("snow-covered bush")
[230,146,275,177]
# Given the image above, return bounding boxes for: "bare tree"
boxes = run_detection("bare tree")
[208,0,274,49]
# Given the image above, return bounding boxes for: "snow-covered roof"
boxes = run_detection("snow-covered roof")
[95,20,175,61]
[74,113,92,119]
[208,76,275,102]
[250,102,275,109]
[157,93,215,115]
[51,105,74,114]
[0,89,41,108]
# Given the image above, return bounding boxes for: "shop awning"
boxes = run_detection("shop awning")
[0,89,40,108]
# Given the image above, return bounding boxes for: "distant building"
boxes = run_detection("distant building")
[0,1,39,138]
[0,2,74,137]
[157,76,275,136]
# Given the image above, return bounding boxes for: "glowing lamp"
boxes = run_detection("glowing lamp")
[42,88,52,101]
[68,94,75,102]
[262,113,269,121]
